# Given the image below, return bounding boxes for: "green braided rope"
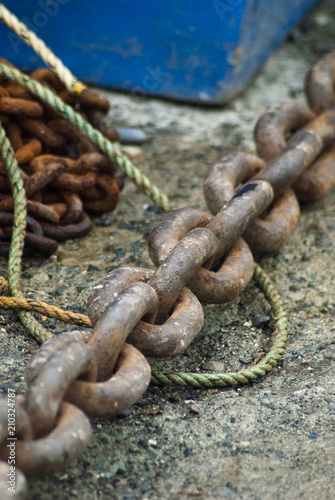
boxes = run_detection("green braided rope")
[0,123,52,343]
[150,263,288,387]
[0,63,173,213]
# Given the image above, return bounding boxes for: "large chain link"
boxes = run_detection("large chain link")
[1,51,335,498]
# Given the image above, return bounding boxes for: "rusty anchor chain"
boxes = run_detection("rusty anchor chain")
[0,60,122,256]
[1,51,335,498]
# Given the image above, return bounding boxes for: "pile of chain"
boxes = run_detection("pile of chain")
[0,59,122,256]
[1,51,335,498]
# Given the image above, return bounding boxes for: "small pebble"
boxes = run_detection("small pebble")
[252,315,271,327]
[56,285,67,295]
[117,129,148,145]
[189,403,200,414]
[185,399,201,414]
[202,360,225,372]
[239,356,253,364]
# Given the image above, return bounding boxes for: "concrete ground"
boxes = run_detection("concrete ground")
[1,0,335,498]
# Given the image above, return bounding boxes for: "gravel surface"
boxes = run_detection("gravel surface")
[1,1,335,499]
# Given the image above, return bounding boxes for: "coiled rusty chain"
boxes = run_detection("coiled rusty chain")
[0,60,121,256]
[1,51,335,498]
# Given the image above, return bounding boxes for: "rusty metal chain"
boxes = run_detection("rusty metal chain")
[0,59,122,256]
[1,51,335,498]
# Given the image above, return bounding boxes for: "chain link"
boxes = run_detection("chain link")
[203,153,301,253]
[1,51,335,498]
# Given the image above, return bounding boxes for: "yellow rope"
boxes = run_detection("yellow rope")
[0,277,91,327]
[0,3,87,95]
[0,294,92,328]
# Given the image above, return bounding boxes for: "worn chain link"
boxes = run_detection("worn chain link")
[1,51,335,498]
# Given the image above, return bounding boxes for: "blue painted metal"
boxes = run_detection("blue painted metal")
[0,0,320,104]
